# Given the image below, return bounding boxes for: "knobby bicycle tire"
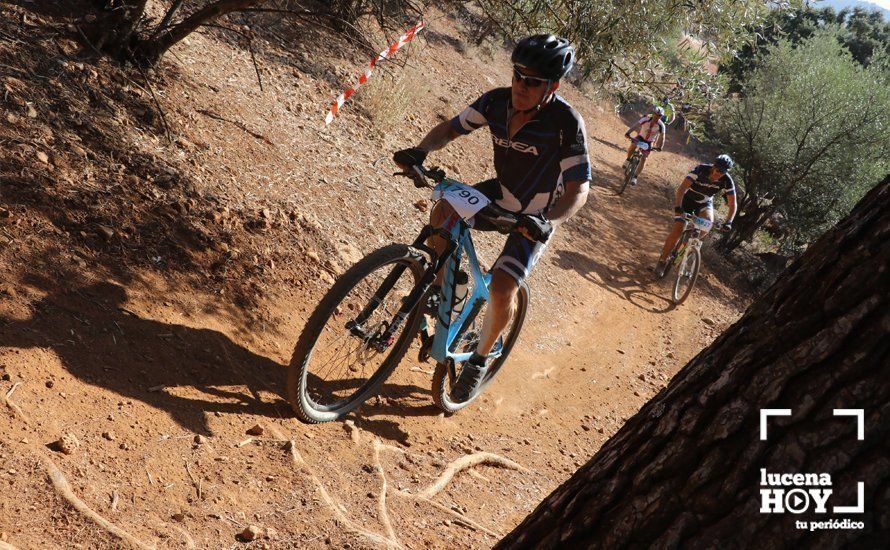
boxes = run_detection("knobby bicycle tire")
[617,157,639,195]
[672,246,701,305]
[287,244,426,423]
[431,282,529,413]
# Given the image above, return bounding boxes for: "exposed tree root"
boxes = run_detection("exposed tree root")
[373,440,519,538]
[286,441,402,549]
[2,382,31,426]
[278,424,523,547]
[408,494,501,537]
[372,440,400,544]
[468,469,491,483]
[344,419,362,445]
[414,452,526,499]
[42,455,155,550]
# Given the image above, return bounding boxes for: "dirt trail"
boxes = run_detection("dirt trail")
[0,6,749,548]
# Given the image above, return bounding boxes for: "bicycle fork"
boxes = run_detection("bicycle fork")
[348,226,457,351]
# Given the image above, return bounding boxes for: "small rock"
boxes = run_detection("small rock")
[6,113,17,124]
[238,525,262,542]
[194,435,208,445]
[666,351,676,359]
[55,433,80,455]
[119,442,130,451]
[97,225,114,240]
[172,512,185,522]
[413,200,428,212]
[1,373,10,381]
[246,424,264,436]
[265,526,278,539]
[26,104,37,118]
[45,380,54,388]
[36,151,49,164]
[638,373,646,381]
[617,349,625,355]
[702,317,716,326]
[581,424,591,432]
[265,475,274,482]
[102,431,115,441]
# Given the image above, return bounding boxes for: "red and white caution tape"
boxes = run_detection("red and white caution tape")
[324,20,426,125]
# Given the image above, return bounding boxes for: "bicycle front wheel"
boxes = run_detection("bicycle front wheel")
[431,281,529,413]
[617,158,638,195]
[672,247,701,305]
[287,244,426,423]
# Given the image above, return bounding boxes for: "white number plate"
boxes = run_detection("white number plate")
[431,182,491,220]
[693,216,712,232]
[636,140,650,150]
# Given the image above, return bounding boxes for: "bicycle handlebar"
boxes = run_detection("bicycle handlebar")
[681,213,729,233]
[396,164,520,232]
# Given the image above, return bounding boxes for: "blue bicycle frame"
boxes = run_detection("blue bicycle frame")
[426,180,503,365]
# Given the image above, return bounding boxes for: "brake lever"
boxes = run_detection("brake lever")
[393,168,429,189]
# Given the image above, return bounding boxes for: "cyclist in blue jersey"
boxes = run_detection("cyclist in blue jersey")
[393,35,591,401]
[655,154,737,274]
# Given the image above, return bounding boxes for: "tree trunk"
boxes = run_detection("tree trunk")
[498,178,889,548]
[93,0,149,56]
[135,0,263,65]
[720,199,772,253]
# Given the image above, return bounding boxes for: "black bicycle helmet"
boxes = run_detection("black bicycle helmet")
[511,34,574,81]
[715,154,734,172]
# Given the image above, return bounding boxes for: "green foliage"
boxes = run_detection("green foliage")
[717,30,890,249]
[473,0,775,93]
[723,5,890,90]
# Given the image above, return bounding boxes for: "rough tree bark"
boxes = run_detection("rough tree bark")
[498,178,889,548]
[89,0,263,64]
[139,0,263,64]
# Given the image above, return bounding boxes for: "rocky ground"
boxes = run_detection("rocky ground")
[1,2,751,548]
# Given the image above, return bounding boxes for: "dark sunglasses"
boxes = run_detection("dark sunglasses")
[512,67,550,88]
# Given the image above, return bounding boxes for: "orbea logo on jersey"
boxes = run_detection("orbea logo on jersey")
[492,136,539,155]
[759,408,866,531]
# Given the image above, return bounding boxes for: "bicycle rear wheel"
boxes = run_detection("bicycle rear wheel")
[431,281,529,413]
[672,247,701,305]
[287,244,426,423]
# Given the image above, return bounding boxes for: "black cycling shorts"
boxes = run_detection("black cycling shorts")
[469,179,548,284]
[675,191,713,221]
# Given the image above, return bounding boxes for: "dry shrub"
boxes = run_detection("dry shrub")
[356,62,424,131]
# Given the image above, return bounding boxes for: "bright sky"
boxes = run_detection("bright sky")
[817,0,890,10]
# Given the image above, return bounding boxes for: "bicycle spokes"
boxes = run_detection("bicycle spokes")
[305,260,418,406]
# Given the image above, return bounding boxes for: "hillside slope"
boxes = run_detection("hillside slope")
[1,4,750,548]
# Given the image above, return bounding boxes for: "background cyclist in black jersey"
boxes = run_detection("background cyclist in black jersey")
[393,35,592,402]
[655,154,738,274]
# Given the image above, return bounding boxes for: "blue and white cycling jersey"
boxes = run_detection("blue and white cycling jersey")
[450,87,591,214]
